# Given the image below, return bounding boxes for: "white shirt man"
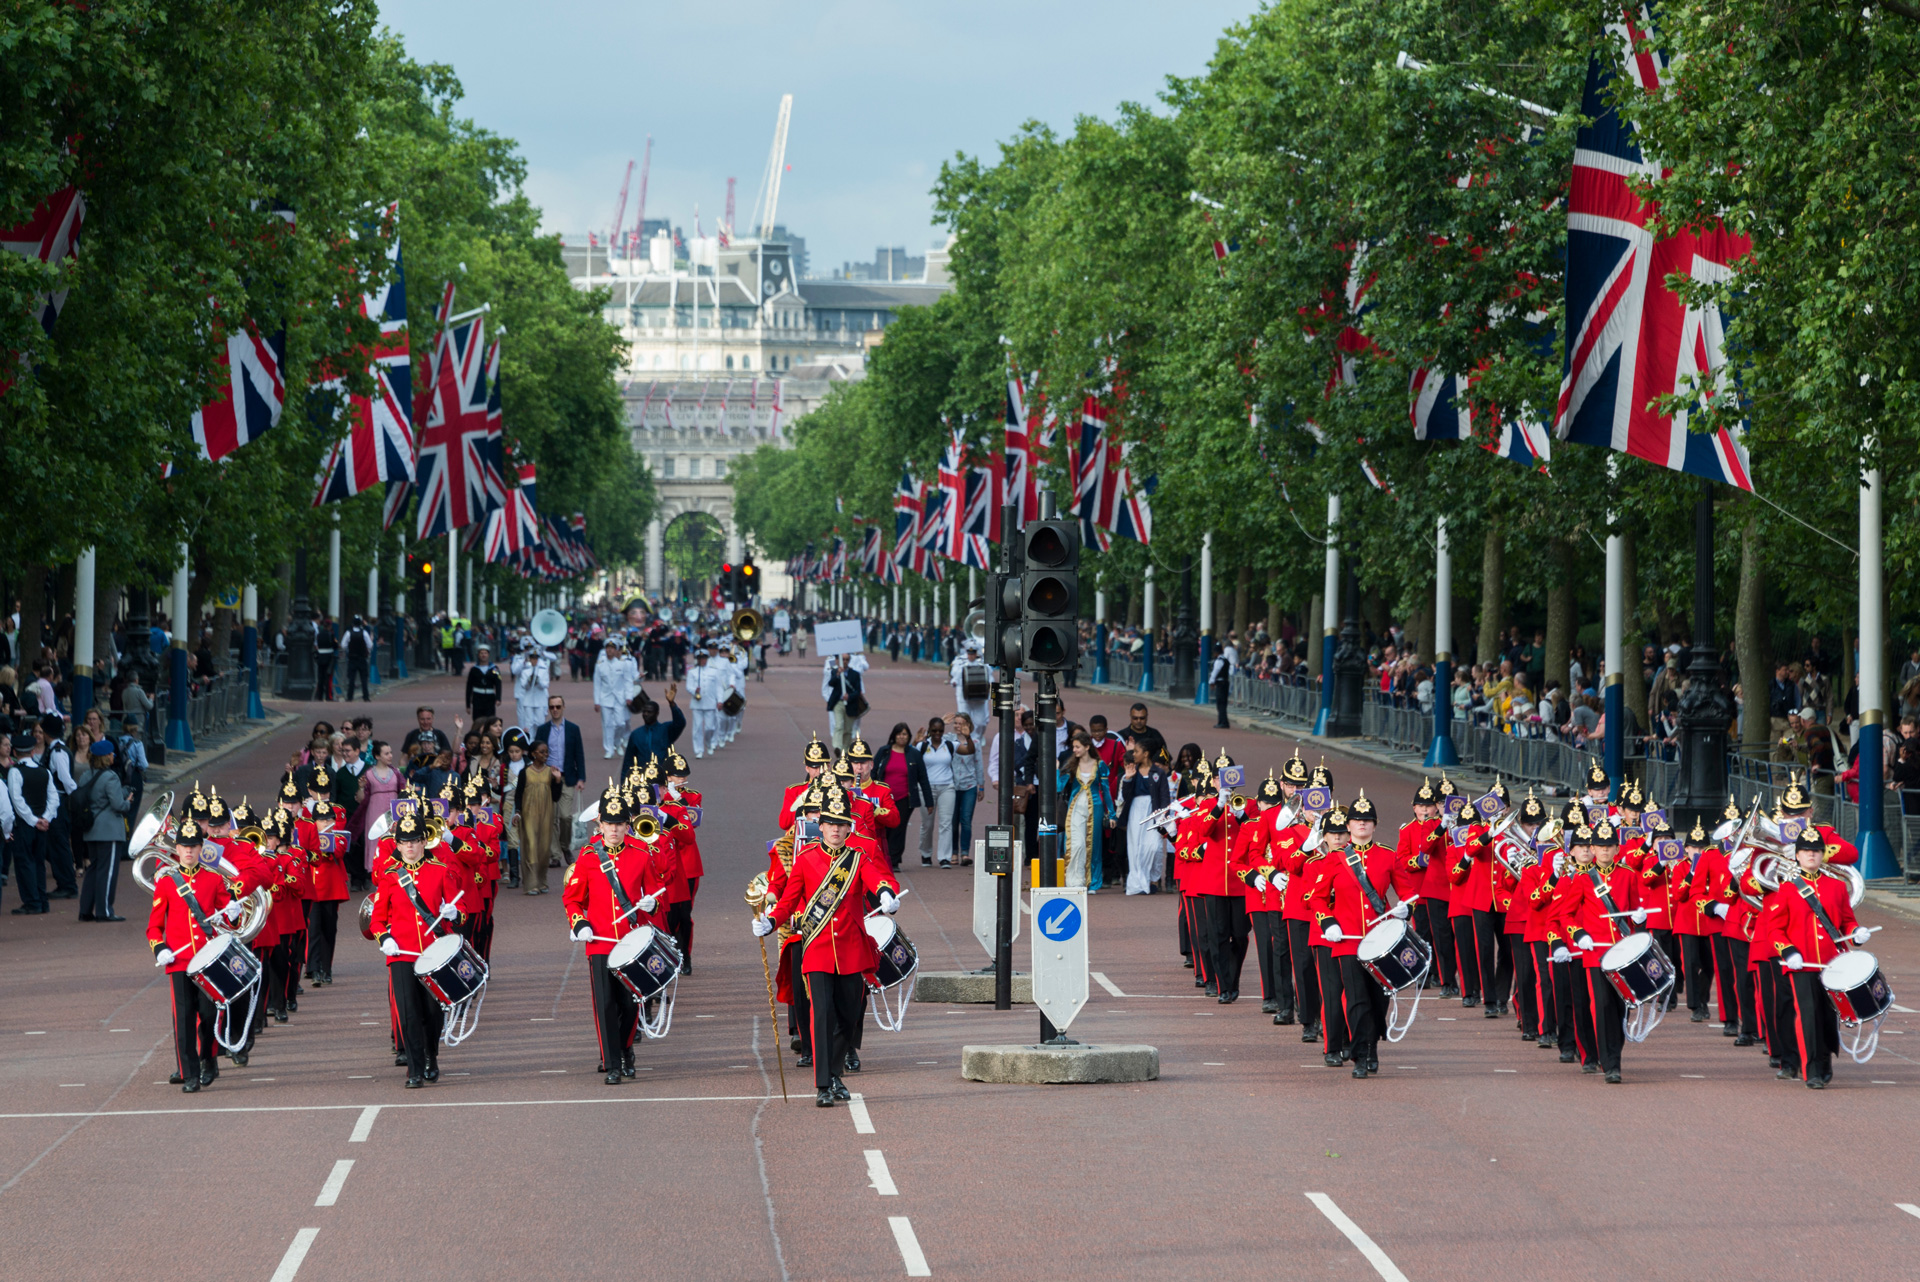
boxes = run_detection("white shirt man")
[592,641,639,758]
[686,651,723,758]
[511,640,552,733]
[950,642,991,732]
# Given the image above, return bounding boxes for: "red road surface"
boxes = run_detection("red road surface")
[2,655,1917,1280]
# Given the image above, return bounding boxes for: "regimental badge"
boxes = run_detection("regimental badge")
[1395,944,1422,970]
[227,955,248,978]
[646,955,669,977]
[1646,951,1671,981]
[455,958,480,983]
[1653,837,1684,864]
[1870,976,1890,1002]
[1302,785,1333,813]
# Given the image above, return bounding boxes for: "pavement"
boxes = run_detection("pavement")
[4,653,1919,1280]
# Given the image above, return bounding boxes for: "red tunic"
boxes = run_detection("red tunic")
[1306,842,1399,957]
[562,837,672,954]
[1231,805,1283,912]
[1190,798,1244,898]
[296,808,349,902]
[1564,864,1645,968]
[1769,873,1859,966]
[768,840,900,975]
[146,866,235,972]
[370,859,453,957]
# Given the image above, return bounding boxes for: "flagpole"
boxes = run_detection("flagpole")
[72,547,96,721]
[1857,440,1896,877]
[1140,566,1155,693]
[1194,531,1213,706]
[243,582,265,718]
[448,527,459,620]
[328,509,343,621]
[1424,517,1457,766]
[166,541,195,753]
[1603,457,1625,795]
[1314,494,1340,736]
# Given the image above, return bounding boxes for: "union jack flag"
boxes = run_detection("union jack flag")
[1553,7,1752,490]
[414,289,494,536]
[478,337,508,515]
[858,525,883,576]
[1004,371,1055,527]
[893,468,926,573]
[1,185,85,337]
[315,210,413,506]
[191,323,287,462]
[1072,398,1153,550]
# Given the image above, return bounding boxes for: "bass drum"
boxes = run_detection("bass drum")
[187,932,262,1008]
[1357,918,1431,992]
[606,925,682,1003]
[357,893,376,942]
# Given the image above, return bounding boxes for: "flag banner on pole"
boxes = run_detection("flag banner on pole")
[1553,6,1753,490]
[478,337,508,515]
[767,378,785,438]
[316,207,413,505]
[414,292,492,537]
[1004,372,1043,526]
[191,324,288,462]
[1,185,85,337]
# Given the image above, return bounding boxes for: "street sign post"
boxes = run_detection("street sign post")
[972,835,1022,962]
[1030,887,1088,1034]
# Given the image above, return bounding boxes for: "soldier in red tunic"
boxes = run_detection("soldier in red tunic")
[1773,827,1868,1088]
[756,784,900,1107]
[370,810,459,1088]
[565,787,674,1084]
[1307,797,1406,1079]
[1564,820,1646,1083]
[147,816,235,1091]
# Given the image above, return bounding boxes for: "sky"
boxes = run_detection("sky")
[376,0,1262,275]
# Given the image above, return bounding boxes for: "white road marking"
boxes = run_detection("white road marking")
[1890,1004,1916,1013]
[359,1021,379,1026]
[1494,1069,1517,1074]
[268,1228,320,1282]
[865,1149,898,1195]
[314,1159,354,1206]
[1091,971,1125,997]
[540,1069,568,1074]
[1306,1192,1408,1282]
[1681,1074,1706,1079]
[346,1075,372,1080]
[348,1106,380,1142]
[889,1216,931,1277]
[848,1092,875,1135]
[24,1032,44,1036]
[0,1095,770,1122]
[110,1029,130,1033]
[1203,1062,1225,1066]
[1872,1080,1897,1085]
[58,1084,84,1088]
[1897,1203,1920,1220]
[529,1017,554,1022]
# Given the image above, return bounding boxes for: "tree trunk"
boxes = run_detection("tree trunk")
[1266,568,1282,644]
[1620,531,1646,737]
[1231,564,1250,643]
[1412,601,1435,664]
[96,576,122,680]
[1735,505,1771,757]
[1476,523,1504,664]
[18,563,47,671]
[1126,581,1141,627]
[211,607,236,671]
[1306,593,1325,679]
[1839,626,1855,728]
[274,562,293,642]
[1545,538,1575,702]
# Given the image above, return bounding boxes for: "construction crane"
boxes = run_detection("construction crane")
[723,177,735,244]
[609,159,634,258]
[749,94,793,240]
[634,135,652,257]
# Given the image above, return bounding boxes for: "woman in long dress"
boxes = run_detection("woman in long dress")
[1057,729,1110,891]
[355,740,404,880]
[1120,743,1172,895]
[514,738,563,894]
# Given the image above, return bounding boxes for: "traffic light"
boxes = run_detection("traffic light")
[986,534,1025,668]
[739,561,759,602]
[1019,519,1080,671]
[721,562,738,604]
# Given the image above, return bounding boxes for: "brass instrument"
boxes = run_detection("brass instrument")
[1723,803,1794,908]
[1824,862,1867,907]
[631,810,663,842]
[731,607,763,643]
[367,809,393,844]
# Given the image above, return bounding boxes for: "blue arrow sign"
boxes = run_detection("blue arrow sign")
[1037,899,1082,942]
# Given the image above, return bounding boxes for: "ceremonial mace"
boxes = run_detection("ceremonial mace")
[745,873,788,1102]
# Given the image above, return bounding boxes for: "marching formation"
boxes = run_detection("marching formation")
[1166,751,1892,1088]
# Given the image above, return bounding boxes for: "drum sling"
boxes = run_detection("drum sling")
[1790,877,1845,954]
[1588,869,1641,939]
[597,841,641,928]
[167,870,220,950]
[397,869,447,942]
[1344,850,1389,920]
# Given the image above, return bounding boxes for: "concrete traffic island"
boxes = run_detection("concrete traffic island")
[915,971,1032,1004]
[960,1043,1159,1084]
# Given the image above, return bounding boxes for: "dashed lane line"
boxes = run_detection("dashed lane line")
[847,1093,875,1135]
[865,1149,898,1196]
[1899,1203,1920,1221]
[888,1216,931,1277]
[1306,1192,1408,1282]
[348,1106,380,1143]
[268,1228,320,1282]
[1091,971,1126,997]
[314,1160,354,1207]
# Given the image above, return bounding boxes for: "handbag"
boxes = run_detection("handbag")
[1010,784,1036,815]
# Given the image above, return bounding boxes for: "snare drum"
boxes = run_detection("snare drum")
[865,916,919,990]
[413,933,488,1008]
[1357,918,1431,991]
[606,925,682,1002]
[187,933,262,1007]
[1821,950,1893,1025]
[1601,932,1674,1006]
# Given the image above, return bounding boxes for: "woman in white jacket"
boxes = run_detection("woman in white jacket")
[592,636,639,758]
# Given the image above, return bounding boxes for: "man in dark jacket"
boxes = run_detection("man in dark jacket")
[465,647,504,721]
[621,684,687,779]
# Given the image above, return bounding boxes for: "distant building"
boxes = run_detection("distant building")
[839,246,924,282]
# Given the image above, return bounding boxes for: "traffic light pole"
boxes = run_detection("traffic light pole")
[1035,669,1070,1045]
[993,674,1016,1011]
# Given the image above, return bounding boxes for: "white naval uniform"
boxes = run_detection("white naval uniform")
[686,661,723,757]
[593,650,639,758]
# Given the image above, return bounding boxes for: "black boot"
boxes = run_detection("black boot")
[815,1089,835,1107]
[830,1076,852,1101]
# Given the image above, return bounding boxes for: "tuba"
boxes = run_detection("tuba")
[1824,861,1867,908]
[128,791,178,892]
[731,607,763,643]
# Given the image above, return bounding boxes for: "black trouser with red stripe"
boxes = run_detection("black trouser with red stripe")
[1321,953,1382,1063]
[1756,958,1782,1058]
[1473,909,1514,1010]
[668,898,694,969]
[307,900,341,979]
[1415,900,1455,988]
[1571,959,1596,1064]
[787,941,812,1055]
[1450,911,1481,999]
[1200,894,1248,996]
[1527,941,1559,1043]
[1679,932,1715,1016]
[1587,969,1625,1072]
[1248,911,1291,1011]
[806,971,865,1090]
[1711,933,1740,1026]
[1286,919,1321,1029]
[587,953,639,1070]
[389,960,443,1078]
[1511,933,1538,1036]
[1550,955,1577,1053]
[1785,968,1837,1082]
[1722,938,1756,1037]
[169,971,216,1081]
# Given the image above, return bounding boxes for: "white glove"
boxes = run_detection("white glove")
[1578,936,1601,950]
[638,893,658,913]
[1852,926,1872,946]
[1710,903,1729,919]
[1322,924,1344,943]
[751,914,774,938]
[571,924,592,942]
[380,937,400,958]
[154,948,175,967]
[1389,902,1410,920]
[219,899,245,923]
[1628,908,1648,925]
[1252,874,1269,893]
[1784,953,1805,971]
[1551,946,1572,964]
[879,891,900,915]
[438,901,459,920]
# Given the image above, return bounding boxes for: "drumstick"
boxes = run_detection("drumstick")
[865,887,911,919]
[1603,907,1664,917]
